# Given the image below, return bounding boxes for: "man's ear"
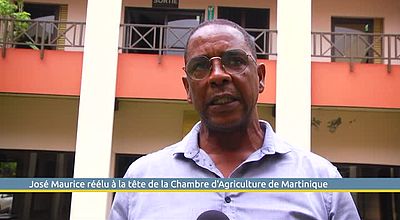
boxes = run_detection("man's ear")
[257,63,266,93]
[182,76,192,103]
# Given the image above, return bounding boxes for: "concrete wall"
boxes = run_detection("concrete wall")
[112,101,190,154]
[0,95,78,152]
[2,95,399,166]
[112,100,275,154]
[0,96,273,154]
[312,108,400,165]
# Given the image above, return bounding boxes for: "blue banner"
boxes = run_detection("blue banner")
[0,178,399,192]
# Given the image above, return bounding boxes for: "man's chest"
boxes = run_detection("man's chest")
[127,192,328,220]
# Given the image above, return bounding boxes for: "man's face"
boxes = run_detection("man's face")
[182,24,265,131]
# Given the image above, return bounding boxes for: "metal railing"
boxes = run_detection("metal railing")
[119,23,194,56]
[312,32,400,72]
[119,23,277,57]
[0,18,85,59]
[242,28,277,56]
[1,18,399,71]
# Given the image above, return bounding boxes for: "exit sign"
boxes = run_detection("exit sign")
[152,0,179,8]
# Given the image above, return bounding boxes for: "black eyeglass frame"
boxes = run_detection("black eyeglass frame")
[183,49,257,80]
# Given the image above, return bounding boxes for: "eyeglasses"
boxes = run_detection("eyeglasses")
[184,49,256,80]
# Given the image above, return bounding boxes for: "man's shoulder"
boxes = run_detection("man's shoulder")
[281,141,341,178]
[262,121,339,178]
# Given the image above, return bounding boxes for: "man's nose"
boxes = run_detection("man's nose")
[208,59,232,87]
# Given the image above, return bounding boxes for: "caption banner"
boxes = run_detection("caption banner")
[0,178,399,192]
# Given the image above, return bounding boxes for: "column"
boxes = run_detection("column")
[51,153,65,220]
[276,0,312,150]
[69,0,122,219]
[22,152,37,220]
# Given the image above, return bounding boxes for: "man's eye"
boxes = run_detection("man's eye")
[226,56,246,67]
[193,62,209,71]
[187,59,210,78]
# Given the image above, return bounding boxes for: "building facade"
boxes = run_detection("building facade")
[0,0,399,219]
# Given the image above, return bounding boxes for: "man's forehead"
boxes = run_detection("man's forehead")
[190,24,245,41]
[186,24,247,56]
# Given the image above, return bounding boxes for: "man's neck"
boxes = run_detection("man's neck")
[199,120,264,152]
[198,119,265,177]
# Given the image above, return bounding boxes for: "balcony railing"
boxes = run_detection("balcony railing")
[119,23,277,58]
[119,23,194,55]
[312,32,400,72]
[0,18,85,59]
[1,18,400,71]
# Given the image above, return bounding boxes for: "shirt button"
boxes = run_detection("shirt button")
[224,196,231,203]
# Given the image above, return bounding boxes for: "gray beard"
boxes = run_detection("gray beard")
[199,113,250,133]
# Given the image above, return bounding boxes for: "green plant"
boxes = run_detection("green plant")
[0,0,29,18]
[0,162,17,177]
[0,0,30,44]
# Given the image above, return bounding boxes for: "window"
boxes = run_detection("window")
[335,163,400,220]
[114,154,143,178]
[112,154,143,199]
[331,17,383,63]
[123,7,204,54]
[17,3,64,50]
[218,7,270,58]
[24,3,60,21]
[0,150,74,220]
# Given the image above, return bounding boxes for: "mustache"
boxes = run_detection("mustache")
[206,92,241,106]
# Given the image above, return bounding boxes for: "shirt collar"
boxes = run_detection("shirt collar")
[259,120,291,155]
[172,121,201,158]
[172,120,291,158]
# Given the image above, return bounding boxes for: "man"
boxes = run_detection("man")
[109,19,360,220]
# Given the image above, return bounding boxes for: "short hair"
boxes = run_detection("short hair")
[184,19,257,63]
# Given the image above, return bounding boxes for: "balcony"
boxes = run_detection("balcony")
[1,18,400,69]
[0,18,85,59]
[1,18,400,108]
[312,32,400,72]
[119,23,278,58]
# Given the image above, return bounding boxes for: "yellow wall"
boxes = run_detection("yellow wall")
[112,101,191,154]
[2,95,399,166]
[111,100,275,154]
[312,108,400,165]
[0,95,78,152]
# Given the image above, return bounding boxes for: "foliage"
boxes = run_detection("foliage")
[0,0,30,18]
[0,0,17,16]
[0,0,30,44]
[0,162,17,177]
